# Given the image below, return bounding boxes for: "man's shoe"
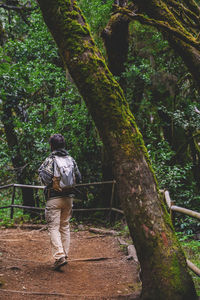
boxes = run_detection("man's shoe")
[53,257,67,271]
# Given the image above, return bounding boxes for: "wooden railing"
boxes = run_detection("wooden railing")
[0,181,120,219]
[163,190,200,277]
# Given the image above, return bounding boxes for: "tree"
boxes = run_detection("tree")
[37,1,197,299]
[101,1,130,77]
[116,0,200,86]
[102,2,200,209]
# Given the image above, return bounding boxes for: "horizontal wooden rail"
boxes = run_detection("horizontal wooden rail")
[0,205,12,209]
[0,184,13,190]
[164,190,200,220]
[13,184,45,189]
[75,180,116,187]
[111,207,124,214]
[0,181,116,191]
[171,205,200,220]
[187,259,200,277]
[0,205,125,215]
[0,182,119,216]
[11,205,44,211]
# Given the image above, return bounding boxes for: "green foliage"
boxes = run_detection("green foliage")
[78,0,113,33]
[0,4,102,188]
[113,220,130,238]
[78,0,113,49]
[0,217,14,228]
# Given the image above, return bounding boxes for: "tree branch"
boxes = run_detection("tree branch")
[164,0,200,38]
[183,0,200,16]
[0,3,33,11]
[116,7,200,50]
[166,0,200,26]
[0,1,37,25]
[0,3,22,10]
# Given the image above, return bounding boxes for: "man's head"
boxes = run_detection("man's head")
[49,134,65,151]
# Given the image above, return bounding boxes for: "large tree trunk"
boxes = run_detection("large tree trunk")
[38,1,197,299]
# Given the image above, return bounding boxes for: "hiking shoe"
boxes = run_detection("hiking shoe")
[53,257,67,271]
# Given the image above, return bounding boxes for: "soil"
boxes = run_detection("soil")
[0,225,141,299]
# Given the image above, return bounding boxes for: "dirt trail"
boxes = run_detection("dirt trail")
[0,226,141,299]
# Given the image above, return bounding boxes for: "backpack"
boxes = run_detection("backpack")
[52,155,76,192]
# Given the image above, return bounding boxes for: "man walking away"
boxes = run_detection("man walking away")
[38,134,81,270]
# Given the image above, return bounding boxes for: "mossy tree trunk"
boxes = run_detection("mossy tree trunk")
[38,1,197,299]
[121,0,200,86]
[101,1,130,204]
[101,9,130,77]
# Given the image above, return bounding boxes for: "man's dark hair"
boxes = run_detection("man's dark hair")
[49,134,65,151]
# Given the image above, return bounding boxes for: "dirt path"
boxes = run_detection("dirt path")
[0,226,141,299]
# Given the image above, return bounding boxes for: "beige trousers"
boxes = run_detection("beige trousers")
[45,197,73,260]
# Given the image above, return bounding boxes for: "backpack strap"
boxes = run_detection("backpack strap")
[51,157,62,192]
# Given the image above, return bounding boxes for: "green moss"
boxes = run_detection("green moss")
[171,255,184,287]
[144,237,195,298]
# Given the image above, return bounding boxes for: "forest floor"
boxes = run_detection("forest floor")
[0,224,141,299]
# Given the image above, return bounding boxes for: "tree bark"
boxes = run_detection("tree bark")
[37,1,197,299]
[102,12,130,76]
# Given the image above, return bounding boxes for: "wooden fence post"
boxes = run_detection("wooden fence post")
[170,200,175,226]
[10,186,16,219]
[109,180,116,222]
[164,190,175,226]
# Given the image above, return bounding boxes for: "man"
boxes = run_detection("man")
[38,134,81,270]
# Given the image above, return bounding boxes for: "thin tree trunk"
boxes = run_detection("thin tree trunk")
[100,147,114,208]
[38,1,197,299]
[101,1,130,204]
[2,103,35,210]
[102,12,130,77]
